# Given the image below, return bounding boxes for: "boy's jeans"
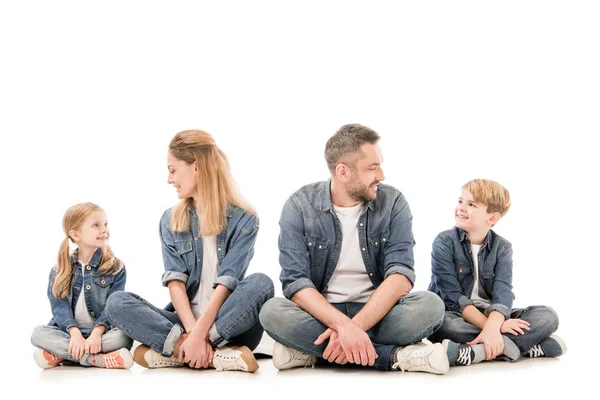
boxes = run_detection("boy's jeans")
[260,291,445,371]
[106,273,274,356]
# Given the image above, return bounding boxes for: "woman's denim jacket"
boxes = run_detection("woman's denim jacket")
[48,247,127,333]
[428,226,514,319]
[278,180,416,300]
[160,205,258,311]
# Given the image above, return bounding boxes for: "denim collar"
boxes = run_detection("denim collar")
[318,179,375,212]
[457,227,493,250]
[70,247,103,268]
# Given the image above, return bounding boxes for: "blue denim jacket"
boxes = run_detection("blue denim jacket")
[160,204,258,311]
[279,180,416,300]
[48,248,127,333]
[428,226,514,319]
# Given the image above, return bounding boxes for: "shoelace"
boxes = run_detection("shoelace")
[289,349,315,368]
[456,347,472,365]
[153,354,184,367]
[528,344,545,358]
[213,353,244,371]
[103,353,123,369]
[392,349,429,371]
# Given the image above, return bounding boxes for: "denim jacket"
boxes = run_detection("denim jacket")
[47,248,127,333]
[279,180,416,300]
[428,226,514,319]
[160,204,258,311]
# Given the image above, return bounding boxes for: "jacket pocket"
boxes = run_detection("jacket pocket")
[304,235,329,269]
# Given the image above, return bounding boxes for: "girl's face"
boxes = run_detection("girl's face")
[167,150,198,200]
[71,210,109,249]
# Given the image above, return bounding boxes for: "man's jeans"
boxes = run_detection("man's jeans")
[106,273,274,356]
[31,326,133,366]
[259,291,445,371]
[429,305,559,361]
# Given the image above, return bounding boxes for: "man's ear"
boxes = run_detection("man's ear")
[335,163,351,183]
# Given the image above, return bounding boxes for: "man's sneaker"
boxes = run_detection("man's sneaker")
[527,334,567,358]
[392,341,449,374]
[33,349,64,369]
[442,339,475,366]
[133,344,184,368]
[101,348,134,369]
[211,345,259,373]
[272,341,316,370]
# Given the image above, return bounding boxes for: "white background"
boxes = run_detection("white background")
[1,1,598,398]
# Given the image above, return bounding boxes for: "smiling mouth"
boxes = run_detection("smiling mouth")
[456,214,468,219]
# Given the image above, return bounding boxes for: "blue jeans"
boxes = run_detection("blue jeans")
[105,273,274,356]
[429,305,559,361]
[259,291,445,371]
[30,325,133,366]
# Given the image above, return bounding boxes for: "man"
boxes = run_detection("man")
[259,124,448,374]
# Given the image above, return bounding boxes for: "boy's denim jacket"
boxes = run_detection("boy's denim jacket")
[48,247,127,333]
[428,226,514,319]
[160,205,258,311]
[279,180,416,300]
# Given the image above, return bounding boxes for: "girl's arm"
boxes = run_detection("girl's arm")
[168,281,196,333]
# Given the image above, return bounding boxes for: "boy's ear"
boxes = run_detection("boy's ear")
[488,212,501,226]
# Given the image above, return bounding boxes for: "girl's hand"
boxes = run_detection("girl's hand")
[85,332,103,355]
[68,328,86,360]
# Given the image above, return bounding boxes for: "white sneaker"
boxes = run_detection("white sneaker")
[212,345,259,373]
[272,341,316,370]
[392,342,449,374]
[133,345,184,368]
[33,348,64,369]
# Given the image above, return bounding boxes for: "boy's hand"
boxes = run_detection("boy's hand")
[501,318,530,336]
[468,329,504,360]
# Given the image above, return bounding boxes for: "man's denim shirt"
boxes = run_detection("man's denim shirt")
[160,205,258,311]
[279,180,416,300]
[428,226,514,319]
[48,248,127,333]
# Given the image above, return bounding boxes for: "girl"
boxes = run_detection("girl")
[31,203,133,369]
[106,130,274,372]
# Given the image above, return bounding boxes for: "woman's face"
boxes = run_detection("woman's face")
[167,150,198,200]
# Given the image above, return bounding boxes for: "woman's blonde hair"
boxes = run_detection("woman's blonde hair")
[462,179,511,217]
[169,130,255,235]
[53,202,123,299]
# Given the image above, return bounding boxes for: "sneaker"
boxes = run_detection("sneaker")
[211,345,259,373]
[442,339,475,366]
[133,344,184,368]
[527,334,567,358]
[392,342,449,374]
[272,341,316,370]
[33,349,64,369]
[101,348,134,369]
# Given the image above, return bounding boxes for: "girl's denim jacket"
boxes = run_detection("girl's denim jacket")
[47,247,127,333]
[428,226,514,319]
[159,205,258,311]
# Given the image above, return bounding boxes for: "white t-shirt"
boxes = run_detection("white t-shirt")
[190,236,220,319]
[322,203,375,303]
[74,262,95,329]
[470,244,491,309]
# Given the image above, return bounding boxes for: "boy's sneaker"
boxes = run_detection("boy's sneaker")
[133,344,184,368]
[101,348,134,369]
[442,339,476,366]
[33,349,64,369]
[211,345,259,373]
[527,334,567,358]
[272,341,316,370]
[392,341,449,374]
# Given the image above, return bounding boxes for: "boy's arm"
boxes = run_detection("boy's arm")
[484,243,514,319]
[431,235,473,313]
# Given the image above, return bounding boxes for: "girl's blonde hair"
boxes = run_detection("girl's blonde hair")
[53,202,123,299]
[169,130,255,236]
[462,179,511,217]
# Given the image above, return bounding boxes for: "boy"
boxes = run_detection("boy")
[428,179,565,366]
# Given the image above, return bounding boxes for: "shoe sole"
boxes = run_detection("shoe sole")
[116,348,134,369]
[133,345,151,368]
[230,345,259,373]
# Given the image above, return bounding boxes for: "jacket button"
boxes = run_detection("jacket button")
[318,245,322,249]
[218,248,222,251]
[362,248,366,252]
[308,242,313,246]
[90,312,95,317]
[375,242,378,245]
[86,265,91,271]
[382,238,386,242]
[101,279,106,285]
[360,223,364,227]
[459,268,463,273]
[369,273,373,276]
[86,285,91,290]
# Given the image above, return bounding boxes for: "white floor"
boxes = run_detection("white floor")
[12,329,592,400]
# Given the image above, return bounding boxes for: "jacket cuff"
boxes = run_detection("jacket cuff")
[384,265,415,286]
[95,317,111,331]
[161,271,188,287]
[213,275,239,292]
[458,295,475,313]
[63,319,78,332]
[283,278,317,300]
[485,303,510,320]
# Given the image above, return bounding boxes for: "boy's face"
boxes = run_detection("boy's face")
[455,189,495,233]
